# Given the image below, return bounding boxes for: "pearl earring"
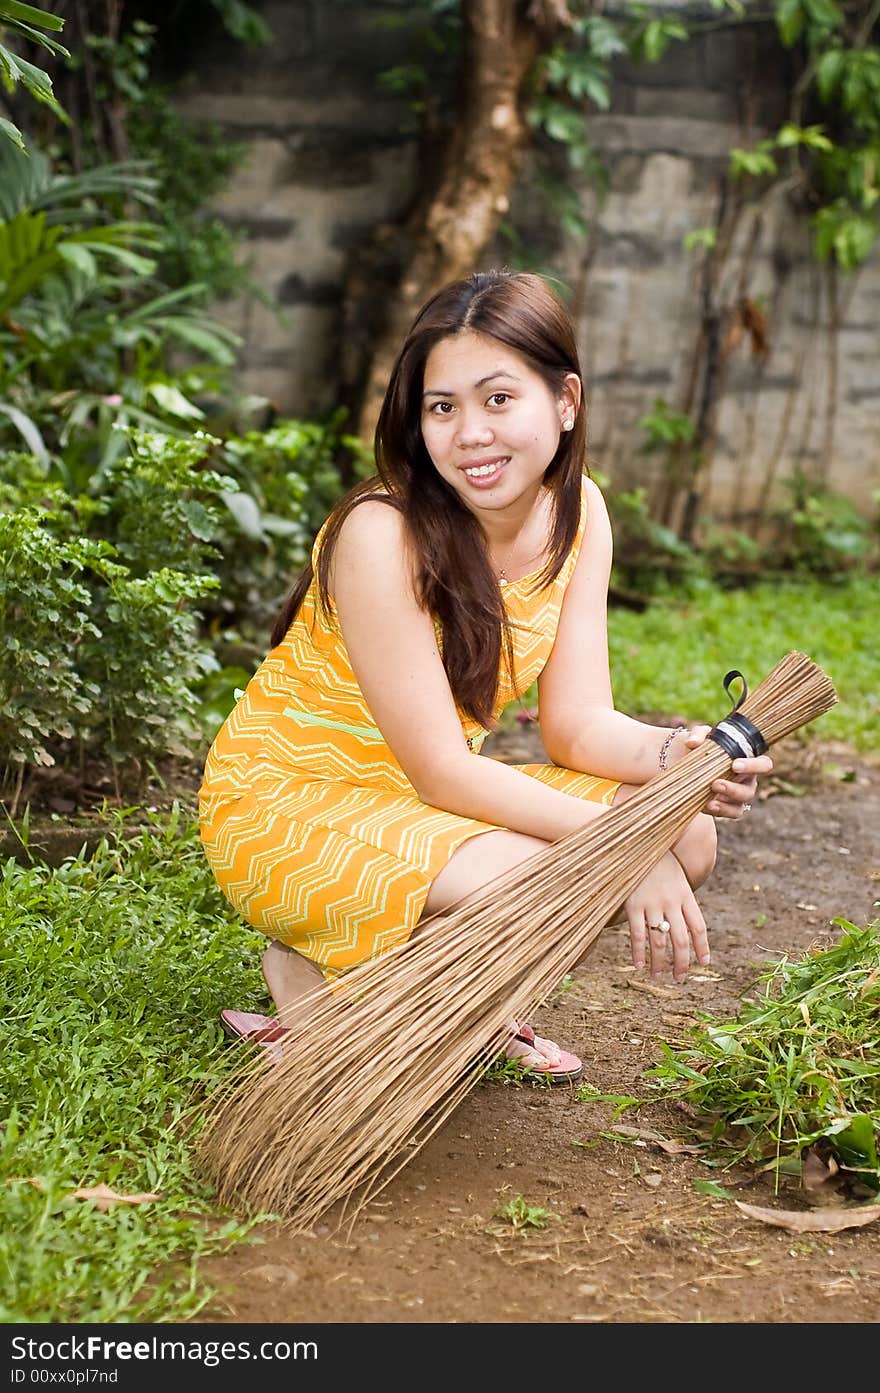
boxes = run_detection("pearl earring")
[562,417,574,431]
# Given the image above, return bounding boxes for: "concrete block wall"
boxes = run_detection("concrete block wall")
[173,0,879,522]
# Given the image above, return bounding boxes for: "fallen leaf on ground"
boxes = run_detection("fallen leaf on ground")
[68,1184,162,1211]
[245,1264,300,1287]
[612,1125,702,1156]
[802,1146,842,1195]
[735,1201,880,1233]
[623,979,678,1000]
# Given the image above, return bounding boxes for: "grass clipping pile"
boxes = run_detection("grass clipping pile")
[196,652,837,1230]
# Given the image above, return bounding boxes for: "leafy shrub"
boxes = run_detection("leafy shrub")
[698,521,767,581]
[772,472,876,576]
[209,414,372,634]
[0,509,112,789]
[0,433,226,799]
[79,567,219,776]
[0,140,239,475]
[98,430,233,577]
[601,479,707,596]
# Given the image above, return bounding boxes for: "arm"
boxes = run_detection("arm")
[330,501,608,842]
[537,479,675,782]
[538,480,772,806]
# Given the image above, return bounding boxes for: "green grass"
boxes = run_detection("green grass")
[608,575,880,751]
[494,1195,557,1231]
[646,920,880,1188]
[3,575,877,1317]
[506,575,880,752]
[0,807,273,1322]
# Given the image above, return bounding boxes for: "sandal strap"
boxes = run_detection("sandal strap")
[512,1021,536,1047]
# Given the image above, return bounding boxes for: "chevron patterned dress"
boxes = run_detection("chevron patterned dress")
[198,479,619,981]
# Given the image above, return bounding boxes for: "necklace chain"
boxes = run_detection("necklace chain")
[495,508,542,586]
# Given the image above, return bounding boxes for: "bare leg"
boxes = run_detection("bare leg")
[419,829,571,1069]
[261,939,328,1024]
[611,783,717,889]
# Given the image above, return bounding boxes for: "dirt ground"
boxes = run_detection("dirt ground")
[192,724,880,1326]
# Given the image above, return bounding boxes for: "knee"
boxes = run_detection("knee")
[678,814,717,889]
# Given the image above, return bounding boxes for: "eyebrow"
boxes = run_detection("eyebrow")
[422,371,522,399]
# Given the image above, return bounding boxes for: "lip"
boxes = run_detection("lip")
[458,456,510,485]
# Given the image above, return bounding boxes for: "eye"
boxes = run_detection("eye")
[427,401,454,415]
[487,392,510,407]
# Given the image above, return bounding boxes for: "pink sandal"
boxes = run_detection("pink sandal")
[507,1022,583,1085]
[220,1009,292,1062]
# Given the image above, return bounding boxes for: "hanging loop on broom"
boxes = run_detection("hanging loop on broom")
[707,668,768,760]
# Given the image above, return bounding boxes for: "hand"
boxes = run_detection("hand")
[625,850,709,983]
[680,724,773,820]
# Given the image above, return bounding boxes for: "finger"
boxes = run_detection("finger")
[684,724,711,748]
[711,777,757,805]
[665,907,691,982]
[647,915,671,977]
[629,908,648,969]
[732,756,773,777]
[683,889,710,965]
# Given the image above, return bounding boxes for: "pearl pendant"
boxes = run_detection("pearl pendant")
[498,574,507,586]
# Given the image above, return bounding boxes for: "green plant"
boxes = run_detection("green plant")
[0,810,267,1321]
[646,921,880,1190]
[97,430,233,578]
[605,483,706,595]
[0,139,240,472]
[772,473,875,575]
[79,566,219,787]
[0,507,112,802]
[698,521,767,579]
[0,1,67,147]
[606,572,880,752]
[494,1195,558,1231]
[728,3,880,271]
[210,415,372,633]
[0,432,230,798]
[127,87,250,301]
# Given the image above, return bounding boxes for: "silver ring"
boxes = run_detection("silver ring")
[743,803,752,812]
[649,919,671,933]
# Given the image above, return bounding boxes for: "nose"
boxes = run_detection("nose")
[455,406,494,449]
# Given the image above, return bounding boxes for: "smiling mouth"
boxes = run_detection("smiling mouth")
[461,457,509,480]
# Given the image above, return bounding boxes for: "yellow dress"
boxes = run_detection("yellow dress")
[199,478,619,981]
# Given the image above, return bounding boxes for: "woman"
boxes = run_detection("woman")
[199,270,770,1078]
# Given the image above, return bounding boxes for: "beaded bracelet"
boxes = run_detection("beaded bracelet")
[658,725,685,771]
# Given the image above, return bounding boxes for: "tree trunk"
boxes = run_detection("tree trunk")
[353,0,547,442]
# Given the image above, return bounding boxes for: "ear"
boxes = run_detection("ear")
[558,371,582,422]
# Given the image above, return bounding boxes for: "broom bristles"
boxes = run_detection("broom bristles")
[195,652,837,1227]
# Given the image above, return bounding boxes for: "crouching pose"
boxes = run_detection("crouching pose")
[199,270,770,1077]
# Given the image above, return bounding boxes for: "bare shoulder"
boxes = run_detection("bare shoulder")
[331,498,415,592]
[582,475,612,542]
[582,473,608,517]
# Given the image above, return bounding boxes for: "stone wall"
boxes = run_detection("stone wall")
[173,1,879,523]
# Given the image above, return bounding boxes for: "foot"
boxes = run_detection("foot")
[504,1019,583,1084]
[220,1009,293,1063]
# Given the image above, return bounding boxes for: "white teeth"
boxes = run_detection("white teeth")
[464,460,504,478]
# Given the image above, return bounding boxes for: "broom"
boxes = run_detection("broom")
[196,651,836,1228]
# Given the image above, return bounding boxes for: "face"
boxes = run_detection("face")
[420,331,579,515]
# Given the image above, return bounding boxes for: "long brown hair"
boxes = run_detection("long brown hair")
[270,270,588,726]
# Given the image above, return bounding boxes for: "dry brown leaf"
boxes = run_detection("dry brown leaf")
[612,1124,702,1156]
[69,1183,162,1211]
[802,1146,842,1199]
[735,1200,880,1233]
[624,979,678,1000]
